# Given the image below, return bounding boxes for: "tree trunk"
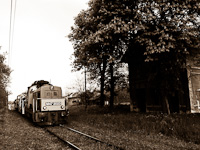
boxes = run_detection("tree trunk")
[164,96,170,114]
[84,67,88,111]
[100,77,105,107]
[162,93,170,114]
[100,56,107,106]
[160,76,170,114]
[109,63,114,108]
[128,63,138,112]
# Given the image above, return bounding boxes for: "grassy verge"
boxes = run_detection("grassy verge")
[68,105,200,145]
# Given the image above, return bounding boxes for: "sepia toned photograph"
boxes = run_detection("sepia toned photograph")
[0,0,200,149]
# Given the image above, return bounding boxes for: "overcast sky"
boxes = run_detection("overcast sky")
[0,0,89,101]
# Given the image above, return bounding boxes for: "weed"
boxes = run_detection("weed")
[68,105,200,144]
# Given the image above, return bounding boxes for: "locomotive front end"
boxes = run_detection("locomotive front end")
[35,98,68,125]
[28,83,69,125]
[41,98,65,112]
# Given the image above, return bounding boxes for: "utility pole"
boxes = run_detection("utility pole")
[84,66,87,111]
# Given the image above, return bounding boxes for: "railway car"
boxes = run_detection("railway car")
[16,80,69,125]
[15,93,26,114]
[14,99,18,110]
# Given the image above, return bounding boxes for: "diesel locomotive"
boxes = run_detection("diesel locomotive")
[14,80,69,125]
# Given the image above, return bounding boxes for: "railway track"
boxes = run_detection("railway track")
[42,125,124,150]
[64,126,124,150]
[43,127,81,150]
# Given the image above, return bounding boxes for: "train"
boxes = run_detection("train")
[14,80,69,125]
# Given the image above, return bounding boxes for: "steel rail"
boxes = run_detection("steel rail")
[44,128,81,150]
[65,126,124,150]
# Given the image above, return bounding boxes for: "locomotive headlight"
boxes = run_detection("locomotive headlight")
[43,106,47,110]
[61,105,64,109]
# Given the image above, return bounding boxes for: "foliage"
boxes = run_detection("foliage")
[69,0,131,107]
[69,0,200,109]
[130,0,199,92]
[0,53,11,108]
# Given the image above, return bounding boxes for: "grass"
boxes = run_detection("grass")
[68,105,200,145]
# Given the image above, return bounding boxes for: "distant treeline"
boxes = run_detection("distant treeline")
[0,53,11,108]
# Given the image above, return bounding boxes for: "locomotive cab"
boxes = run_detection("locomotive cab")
[33,86,66,112]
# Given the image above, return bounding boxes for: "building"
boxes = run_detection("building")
[186,54,200,113]
[65,93,81,106]
[122,44,200,113]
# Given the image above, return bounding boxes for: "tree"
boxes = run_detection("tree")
[69,9,105,106]
[69,0,133,108]
[69,0,199,112]
[129,0,199,113]
[0,53,11,108]
[114,0,199,113]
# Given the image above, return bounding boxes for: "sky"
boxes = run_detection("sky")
[0,0,89,101]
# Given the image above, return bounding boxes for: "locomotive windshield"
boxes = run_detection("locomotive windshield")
[43,90,59,98]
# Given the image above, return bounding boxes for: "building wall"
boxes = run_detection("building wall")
[186,55,200,113]
[123,43,200,113]
[128,60,190,113]
[68,97,81,106]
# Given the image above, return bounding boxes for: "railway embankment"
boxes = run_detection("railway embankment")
[67,105,200,150]
[0,109,69,150]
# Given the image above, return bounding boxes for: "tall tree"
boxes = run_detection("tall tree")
[69,0,199,112]
[69,8,108,106]
[69,1,129,107]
